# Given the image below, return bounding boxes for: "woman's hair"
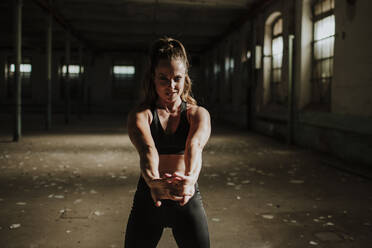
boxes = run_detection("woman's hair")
[139,37,197,107]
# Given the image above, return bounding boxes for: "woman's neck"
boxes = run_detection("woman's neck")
[156,97,182,113]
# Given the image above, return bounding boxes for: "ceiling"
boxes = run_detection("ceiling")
[0,0,269,54]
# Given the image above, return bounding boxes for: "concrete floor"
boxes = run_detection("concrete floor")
[0,114,371,248]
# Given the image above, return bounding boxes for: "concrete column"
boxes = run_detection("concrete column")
[83,55,89,113]
[0,55,5,104]
[13,0,22,142]
[287,35,295,145]
[78,44,83,119]
[64,32,71,124]
[247,21,255,129]
[46,8,52,130]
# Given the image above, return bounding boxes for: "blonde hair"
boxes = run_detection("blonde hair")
[139,37,197,107]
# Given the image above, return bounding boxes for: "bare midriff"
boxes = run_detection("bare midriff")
[158,154,186,177]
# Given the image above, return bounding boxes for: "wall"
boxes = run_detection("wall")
[332,0,372,117]
[201,0,372,166]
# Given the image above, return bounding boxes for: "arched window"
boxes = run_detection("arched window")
[263,12,285,108]
[312,0,335,110]
[271,17,284,104]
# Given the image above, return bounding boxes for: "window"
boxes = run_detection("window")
[213,62,220,79]
[112,64,136,98]
[271,17,284,104]
[60,64,83,100]
[5,59,32,98]
[312,0,335,109]
[62,65,83,78]
[213,53,222,103]
[225,45,234,103]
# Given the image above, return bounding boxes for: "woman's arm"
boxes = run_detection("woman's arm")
[171,106,210,206]
[184,106,211,184]
[127,109,160,184]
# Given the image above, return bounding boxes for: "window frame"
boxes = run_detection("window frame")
[311,0,335,110]
[270,16,284,104]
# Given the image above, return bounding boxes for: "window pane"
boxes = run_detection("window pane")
[321,59,330,78]
[273,18,282,36]
[272,54,283,69]
[62,65,81,74]
[314,36,334,59]
[314,15,335,40]
[272,36,283,56]
[21,64,32,73]
[10,64,32,73]
[271,35,283,86]
[329,57,334,77]
[313,58,333,79]
[314,0,334,16]
[230,58,234,71]
[113,65,135,75]
[225,57,230,72]
[314,61,322,79]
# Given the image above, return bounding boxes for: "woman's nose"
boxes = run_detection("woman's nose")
[168,79,176,88]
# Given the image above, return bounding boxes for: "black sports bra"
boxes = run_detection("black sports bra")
[150,101,189,155]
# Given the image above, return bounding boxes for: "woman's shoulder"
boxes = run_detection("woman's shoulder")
[128,105,153,123]
[186,103,210,120]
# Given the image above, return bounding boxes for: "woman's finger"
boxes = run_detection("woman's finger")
[172,172,186,179]
[151,191,162,207]
[163,173,173,178]
[179,195,191,206]
[155,200,162,207]
[169,194,184,201]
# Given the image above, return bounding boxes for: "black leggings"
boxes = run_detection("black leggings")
[124,176,210,248]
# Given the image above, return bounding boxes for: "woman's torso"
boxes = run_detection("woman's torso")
[148,101,191,176]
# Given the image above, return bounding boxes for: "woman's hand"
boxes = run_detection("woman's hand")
[164,172,196,206]
[148,178,183,207]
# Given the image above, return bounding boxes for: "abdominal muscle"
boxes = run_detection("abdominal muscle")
[158,154,186,177]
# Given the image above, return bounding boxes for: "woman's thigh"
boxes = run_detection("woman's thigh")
[124,188,164,248]
[171,191,210,248]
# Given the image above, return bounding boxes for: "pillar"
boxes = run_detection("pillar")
[13,0,22,142]
[64,32,71,124]
[46,6,52,130]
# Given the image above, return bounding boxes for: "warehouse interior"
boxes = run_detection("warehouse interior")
[0,0,371,247]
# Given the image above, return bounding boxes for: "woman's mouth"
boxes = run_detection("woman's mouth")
[166,92,177,96]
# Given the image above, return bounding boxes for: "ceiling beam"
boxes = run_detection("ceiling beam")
[72,22,227,37]
[60,0,250,9]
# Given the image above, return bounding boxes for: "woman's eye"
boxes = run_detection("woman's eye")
[174,77,182,82]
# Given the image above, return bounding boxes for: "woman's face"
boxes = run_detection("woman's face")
[154,59,186,104]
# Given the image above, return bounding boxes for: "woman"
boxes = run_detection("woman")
[125,37,211,248]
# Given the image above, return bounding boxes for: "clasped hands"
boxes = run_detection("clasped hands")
[149,172,195,207]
